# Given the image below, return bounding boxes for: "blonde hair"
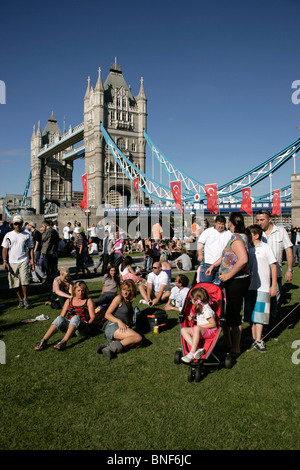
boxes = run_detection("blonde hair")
[120,279,137,302]
[59,267,70,280]
[191,287,210,313]
[72,281,89,298]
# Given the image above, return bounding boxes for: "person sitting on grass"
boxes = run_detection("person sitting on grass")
[138,261,171,306]
[96,279,142,360]
[45,267,73,309]
[34,281,95,351]
[96,264,120,307]
[181,286,217,363]
[164,274,190,313]
[119,255,144,283]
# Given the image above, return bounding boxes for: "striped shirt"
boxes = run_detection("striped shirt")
[261,224,292,277]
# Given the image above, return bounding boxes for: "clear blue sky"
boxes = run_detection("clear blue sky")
[1,0,300,200]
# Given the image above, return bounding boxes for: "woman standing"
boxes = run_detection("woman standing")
[205,212,250,356]
[96,279,142,360]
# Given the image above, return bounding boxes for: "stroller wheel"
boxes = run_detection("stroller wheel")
[224,353,233,369]
[188,367,194,382]
[174,350,182,364]
[194,367,202,382]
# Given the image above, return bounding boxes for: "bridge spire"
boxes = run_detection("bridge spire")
[95,67,104,91]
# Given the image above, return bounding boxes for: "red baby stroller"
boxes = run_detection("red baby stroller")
[174,282,232,382]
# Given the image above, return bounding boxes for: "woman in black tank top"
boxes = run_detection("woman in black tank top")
[35,281,95,351]
[97,280,142,360]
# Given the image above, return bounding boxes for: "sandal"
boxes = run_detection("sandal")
[35,339,48,351]
[53,339,67,351]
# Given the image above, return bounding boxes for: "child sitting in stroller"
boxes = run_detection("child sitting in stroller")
[181,286,217,363]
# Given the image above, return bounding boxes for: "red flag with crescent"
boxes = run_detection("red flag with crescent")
[271,190,281,216]
[240,187,252,216]
[170,181,183,213]
[79,173,87,210]
[133,177,141,212]
[205,184,218,215]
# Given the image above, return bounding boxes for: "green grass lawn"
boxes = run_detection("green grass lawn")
[0,266,300,451]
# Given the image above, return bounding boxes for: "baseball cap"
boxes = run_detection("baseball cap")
[12,214,23,224]
[27,221,36,228]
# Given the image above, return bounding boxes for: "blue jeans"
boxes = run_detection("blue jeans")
[199,263,220,284]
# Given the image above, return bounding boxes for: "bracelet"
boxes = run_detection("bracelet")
[3,260,7,263]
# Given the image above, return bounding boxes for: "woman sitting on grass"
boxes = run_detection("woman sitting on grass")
[96,264,120,307]
[35,281,95,351]
[119,255,144,283]
[96,279,142,360]
[45,267,73,309]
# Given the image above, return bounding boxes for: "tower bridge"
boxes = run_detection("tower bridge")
[26,59,300,223]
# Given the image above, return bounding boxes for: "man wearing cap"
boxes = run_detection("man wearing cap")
[1,214,34,309]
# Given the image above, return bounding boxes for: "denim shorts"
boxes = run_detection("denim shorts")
[103,321,119,342]
[53,315,86,332]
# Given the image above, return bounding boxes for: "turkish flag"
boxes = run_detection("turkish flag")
[240,187,252,216]
[205,184,218,215]
[133,177,141,212]
[79,173,87,210]
[271,190,281,216]
[170,181,183,213]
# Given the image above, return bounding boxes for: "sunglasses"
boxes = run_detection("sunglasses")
[13,222,22,226]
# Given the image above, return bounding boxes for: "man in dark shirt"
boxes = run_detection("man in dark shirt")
[41,220,59,283]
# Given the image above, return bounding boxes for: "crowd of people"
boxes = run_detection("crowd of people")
[0,209,297,359]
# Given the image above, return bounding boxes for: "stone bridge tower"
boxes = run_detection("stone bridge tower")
[30,60,147,214]
[84,59,147,208]
[30,113,73,214]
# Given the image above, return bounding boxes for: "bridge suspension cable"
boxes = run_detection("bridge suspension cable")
[143,130,206,198]
[101,124,193,203]
[143,130,300,201]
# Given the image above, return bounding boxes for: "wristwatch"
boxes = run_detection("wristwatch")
[287,268,294,273]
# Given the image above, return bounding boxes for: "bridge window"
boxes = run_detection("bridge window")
[118,139,126,151]
[131,142,136,152]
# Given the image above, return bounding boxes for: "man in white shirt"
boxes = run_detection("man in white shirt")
[197,215,232,283]
[139,262,171,306]
[63,222,72,241]
[1,214,34,309]
[256,209,293,328]
[164,274,190,313]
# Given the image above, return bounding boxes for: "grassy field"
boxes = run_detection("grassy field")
[0,265,299,451]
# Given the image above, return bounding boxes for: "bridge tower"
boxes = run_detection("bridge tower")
[31,113,73,213]
[84,58,147,208]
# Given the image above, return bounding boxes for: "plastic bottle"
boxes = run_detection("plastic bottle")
[153,318,159,334]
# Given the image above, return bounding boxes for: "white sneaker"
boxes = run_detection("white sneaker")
[181,352,195,363]
[194,348,205,360]
[139,299,147,304]
[254,340,266,352]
